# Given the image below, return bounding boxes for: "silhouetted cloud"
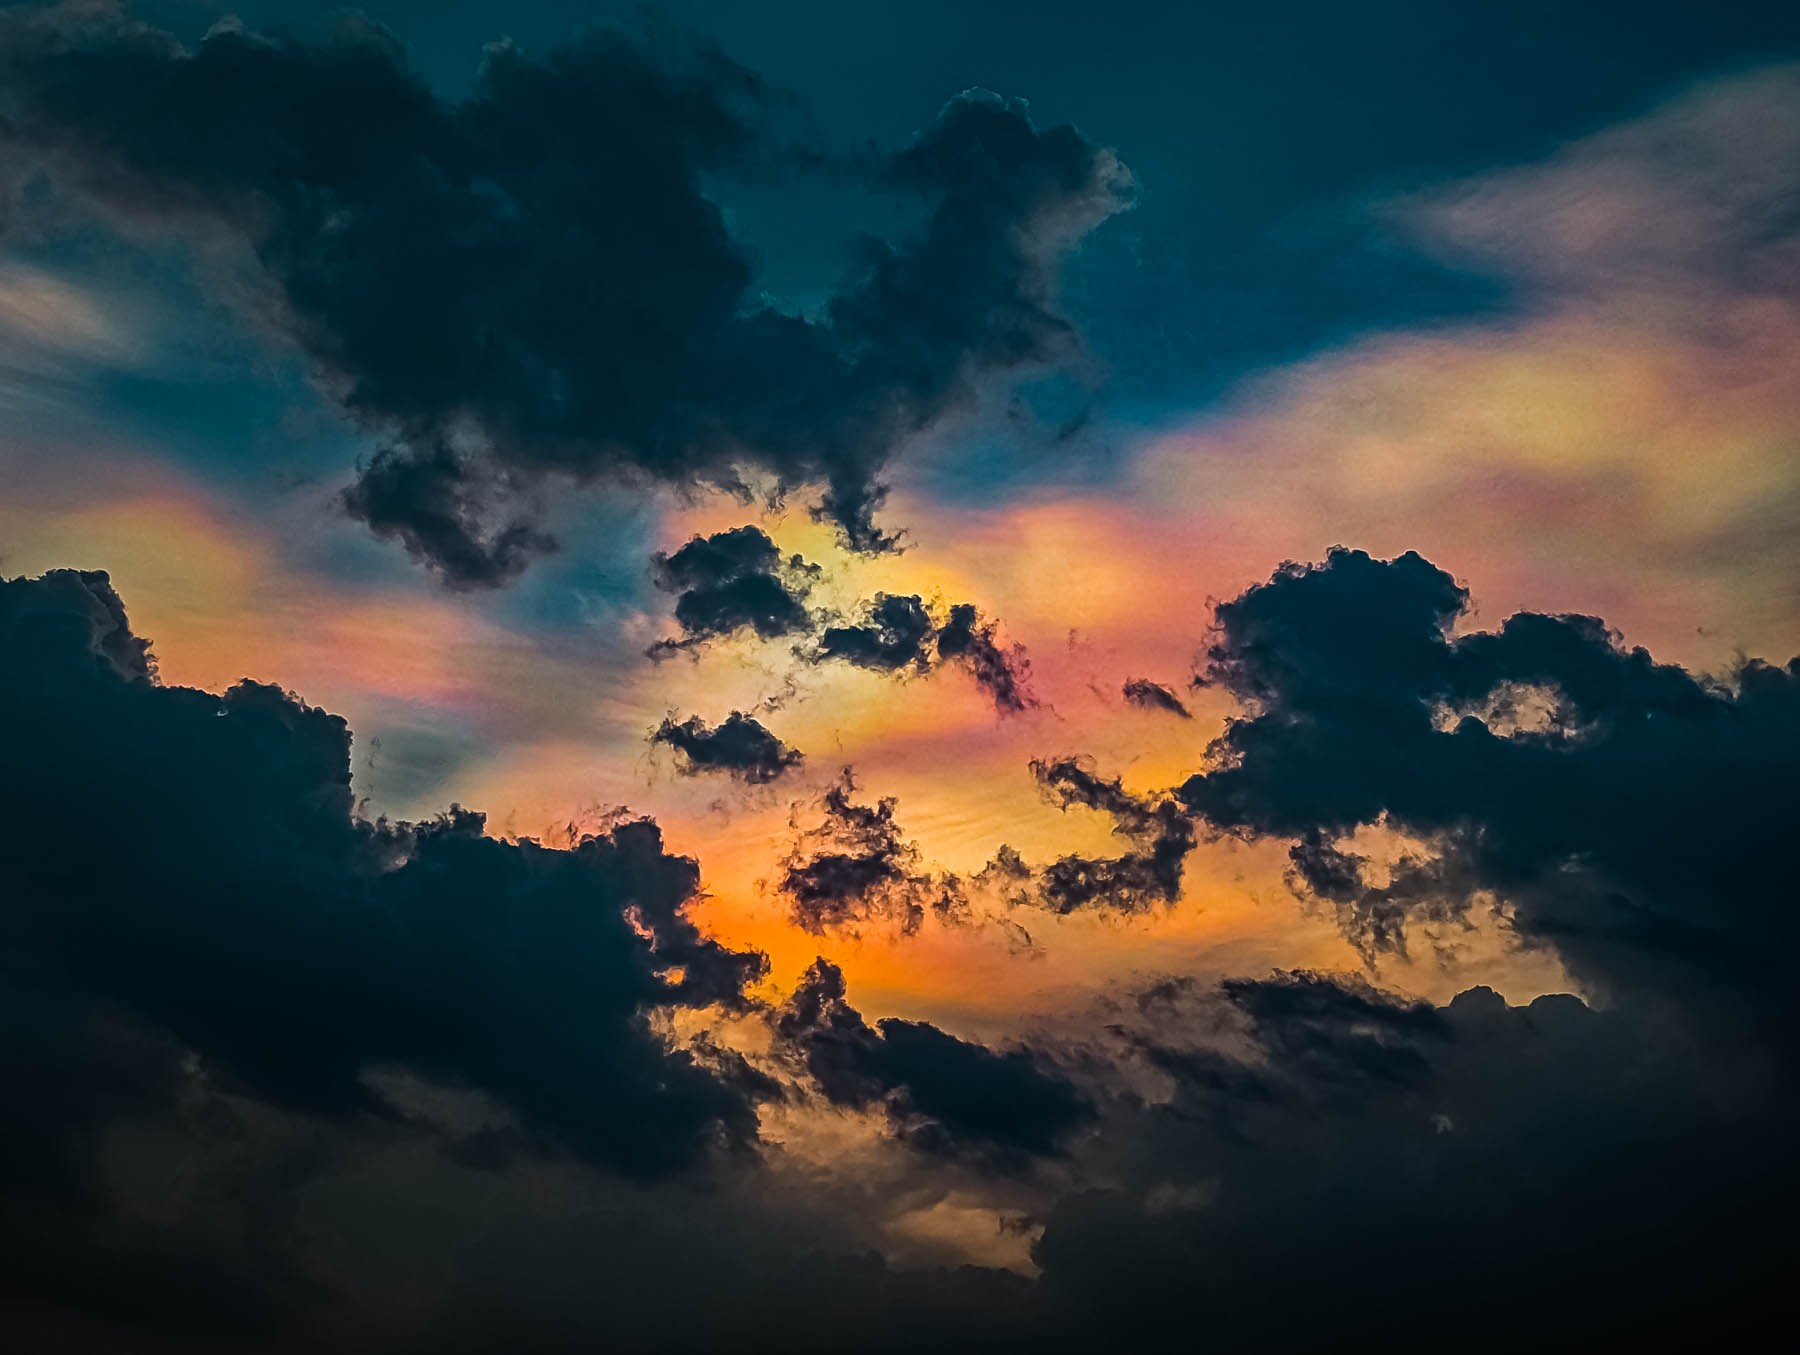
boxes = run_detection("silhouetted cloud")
[1121,676,1190,718]
[648,525,818,654]
[812,593,1035,713]
[0,566,770,1182]
[1179,547,1800,1022]
[777,958,1092,1160]
[1024,756,1195,913]
[1029,967,1796,1351]
[817,593,937,671]
[4,560,1797,1352]
[775,770,964,935]
[0,6,1131,583]
[938,602,1035,713]
[652,709,803,783]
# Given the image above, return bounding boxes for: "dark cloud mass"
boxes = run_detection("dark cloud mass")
[0,568,770,1183]
[1179,547,1800,1024]
[5,0,1799,1340]
[4,560,1798,1350]
[0,5,1131,584]
[1032,969,1796,1351]
[816,592,937,671]
[937,602,1035,713]
[0,565,1058,1349]
[778,959,1093,1161]
[645,537,1034,710]
[649,525,817,653]
[652,709,803,783]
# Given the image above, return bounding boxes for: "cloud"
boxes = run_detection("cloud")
[0,566,771,1183]
[1027,968,1795,1350]
[1121,676,1190,718]
[1178,547,1800,1019]
[3,560,1795,1349]
[775,769,965,935]
[0,563,1061,1349]
[1023,756,1195,914]
[652,709,803,783]
[0,6,1131,584]
[817,592,938,671]
[1403,63,1800,306]
[811,592,1036,713]
[777,959,1092,1162]
[642,535,1034,709]
[648,525,818,654]
[937,602,1035,713]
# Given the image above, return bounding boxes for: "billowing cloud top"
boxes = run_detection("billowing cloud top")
[0,5,1132,584]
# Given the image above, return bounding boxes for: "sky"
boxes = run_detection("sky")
[1,2,1798,1349]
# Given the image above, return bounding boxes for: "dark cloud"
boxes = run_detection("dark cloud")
[777,959,1093,1161]
[1028,969,1796,1351]
[938,602,1036,713]
[0,6,1131,583]
[0,567,1058,1352]
[652,709,803,784]
[813,592,1035,713]
[648,525,817,654]
[1024,756,1196,914]
[1214,969,1444,1098]
[4,560,1797,1349]
[648,550,1035,711]
[341,443,557,591]
[816,591,936,671]
[775,770,964,935]
[1177,547,1800,1024]
[1121,676,1190,718]
[0,567,769,1187]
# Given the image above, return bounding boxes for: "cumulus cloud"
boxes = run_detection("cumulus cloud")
[0,566,770,1183]
[652,709,803,783]
[648,525,818,655]
[0,5,1132,584]
[777,959,1093,1162]
[1180,547,1800,1020]
[642,530,1035,709]
[937,602,1036,713]
[817,592,938,671]
[1027,967,1795,1350]
[0,564,1071,1348]
[3,560,1797,1351]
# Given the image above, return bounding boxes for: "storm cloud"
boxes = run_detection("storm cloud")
[4,561,1796,1350]
[1026,967,1796,1351]
[0,5,1132,584]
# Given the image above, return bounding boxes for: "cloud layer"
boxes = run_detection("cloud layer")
[0,6,1131,584]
